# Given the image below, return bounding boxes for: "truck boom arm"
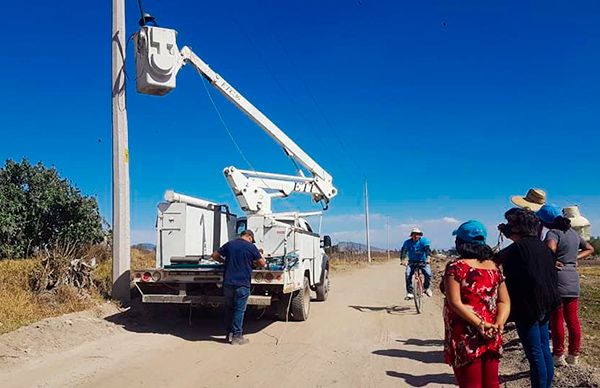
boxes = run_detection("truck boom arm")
[179,47,337,210]
[134,26,337,215]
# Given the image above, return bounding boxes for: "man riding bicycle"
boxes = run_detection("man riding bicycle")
[401,228,433,300]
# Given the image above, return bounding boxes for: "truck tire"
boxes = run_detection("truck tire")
[275,293,291,321]
[290,277,311,321]
[315,268,329,301]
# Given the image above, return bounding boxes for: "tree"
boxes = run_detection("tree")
[0,159,105,259]
[589,236,600,257]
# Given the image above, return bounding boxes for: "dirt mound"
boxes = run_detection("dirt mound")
[0,302,121,367]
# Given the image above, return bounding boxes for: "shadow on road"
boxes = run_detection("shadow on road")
[386,371,456,386]
[348,305,412,315]
[373,348,444,364]
[501,371,530,383]
[397,338,444,347]
[376,337,452,386]
[104,300,276,343]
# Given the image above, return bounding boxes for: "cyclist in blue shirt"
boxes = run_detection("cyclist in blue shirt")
[401,228,433,299]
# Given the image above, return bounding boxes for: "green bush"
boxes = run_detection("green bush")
[0,159,105,259]
[590,236,600,257]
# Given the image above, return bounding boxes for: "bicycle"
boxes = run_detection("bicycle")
[403,262,427,314]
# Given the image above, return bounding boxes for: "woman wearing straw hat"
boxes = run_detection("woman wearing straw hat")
[536,205,595,367]
[563,205,592,241]
[496,208,560,388]
[510,188,547,211]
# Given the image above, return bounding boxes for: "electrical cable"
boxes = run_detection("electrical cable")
[200,76,256,170]
[199,73,298,213]
[137,0,146,25]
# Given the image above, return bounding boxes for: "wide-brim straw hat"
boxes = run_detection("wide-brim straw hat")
[511,188,546,211]
[563,205,591,228]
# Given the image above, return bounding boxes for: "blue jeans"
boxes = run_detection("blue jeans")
[516,317,554,388]
[405,263,432,294]
[223,285,250,337]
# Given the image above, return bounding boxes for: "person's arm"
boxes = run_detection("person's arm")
[400,242,408,265]
[446,274,497,337]
[577,240,594,260]
[211,252,224,263]
[211,243,227,263]
[544,231,562,269]
[254,255,267,268]
[424,240,432,263]
[252,246,267,268]
[545,239,558,254]
[495,282,510,333]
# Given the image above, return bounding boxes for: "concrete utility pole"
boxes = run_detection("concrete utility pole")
[364,178,372,263]
[386,216,390,260]
[111,0,131,302]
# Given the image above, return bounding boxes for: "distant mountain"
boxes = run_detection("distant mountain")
[334,241,386,253]
[132,243,156,251]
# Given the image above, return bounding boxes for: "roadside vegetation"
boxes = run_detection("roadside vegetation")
[0,245,155,335]
[0,159,157,334]
[329,250,397,271]
[579,262,600,366]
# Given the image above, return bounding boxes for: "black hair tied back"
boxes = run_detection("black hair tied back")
[455,238,494,261]
[503,207,540,237]
[548,216,571,232]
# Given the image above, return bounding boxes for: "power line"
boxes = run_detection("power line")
[200,76,255,170]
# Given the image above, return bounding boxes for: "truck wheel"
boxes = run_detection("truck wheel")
[315,268,329,301]
[275,293,291,321]
[290,277,311,321]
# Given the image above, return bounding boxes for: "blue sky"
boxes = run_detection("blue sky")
[2,1,599,248]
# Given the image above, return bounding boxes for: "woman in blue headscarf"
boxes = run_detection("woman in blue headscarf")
[537,205,594,367]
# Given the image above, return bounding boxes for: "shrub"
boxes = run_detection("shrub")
[0,159,105,259]
[589,236,600,257]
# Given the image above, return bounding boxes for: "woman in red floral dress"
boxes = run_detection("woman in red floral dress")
[443,221,511,388]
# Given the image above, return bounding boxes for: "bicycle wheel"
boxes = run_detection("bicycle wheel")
[413,274,423,314]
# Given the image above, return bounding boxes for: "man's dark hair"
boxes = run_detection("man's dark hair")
[240,229,255,242]
[455,238,494,261]
[502,207,540,237]
[541,216,571,232]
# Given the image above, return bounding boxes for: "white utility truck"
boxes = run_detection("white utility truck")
[131,25,336,321]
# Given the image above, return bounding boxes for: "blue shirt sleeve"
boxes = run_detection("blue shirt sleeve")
[218,242,229,257]
[249,244,261,261]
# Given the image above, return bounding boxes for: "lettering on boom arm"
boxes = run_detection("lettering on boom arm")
[219,80,242,101]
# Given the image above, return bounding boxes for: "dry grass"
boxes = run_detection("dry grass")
[579,265,600,367]
[131,247,155,269]
[0,259,42,334]
[0,259,95,335]
[329,252,392,272]
[0,246,156,335]
[91,247,155,297]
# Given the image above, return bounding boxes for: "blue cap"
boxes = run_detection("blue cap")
[452,220,487,245]
[536,204,561,224]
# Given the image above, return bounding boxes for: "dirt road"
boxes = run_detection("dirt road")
[0,261,456,387]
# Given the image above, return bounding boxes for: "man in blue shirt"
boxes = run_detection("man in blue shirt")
[212,229,266,345]
[400,228,433,300]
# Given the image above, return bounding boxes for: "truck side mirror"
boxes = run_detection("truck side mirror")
[322,235,332,249]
